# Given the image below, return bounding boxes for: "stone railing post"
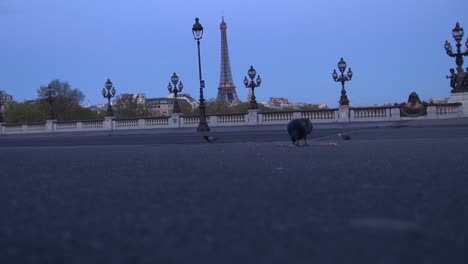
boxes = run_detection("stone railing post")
[292,111,301,119]
[257,112,264,125]
[169,113,182,128]
[76,121,83,131]
[103,116,114,131]
[0,123,3,135]
[349,109,356,121]
[390,108,400,121]
[385,108,391,121]
[246,109,260,125]
[209,115,218,127]
[337,106,350,122]
[427,105,437,119]
[137,118,145,128]
[46,119,56,132]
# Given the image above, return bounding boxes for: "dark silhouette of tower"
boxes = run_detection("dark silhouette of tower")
[217,17,240,104]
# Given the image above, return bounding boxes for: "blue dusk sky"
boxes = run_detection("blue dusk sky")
[1,0,467,107]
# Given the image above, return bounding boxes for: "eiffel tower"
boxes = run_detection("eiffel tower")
[216,17,240,105]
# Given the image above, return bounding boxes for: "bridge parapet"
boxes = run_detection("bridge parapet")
[0,102,465,135]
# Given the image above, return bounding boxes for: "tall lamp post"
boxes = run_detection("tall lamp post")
[243,65,262,110]
[444,22,468,93]
[192,17,210,132]
[0,91,12,122]
[46,85,56,120]
[332,57,353,106]
[102,78,116,117]
[167,72,184,113]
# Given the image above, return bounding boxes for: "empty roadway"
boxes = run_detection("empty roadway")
[0,126,467,263]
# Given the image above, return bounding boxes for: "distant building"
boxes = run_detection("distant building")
[259,97,328,110]
[428,97,448,104]
[0,90,13,113]
[144,93,199,116]
[291,103,329,109]
[167,93,199,109]
[261,97,291,109]
[145,98,177,116]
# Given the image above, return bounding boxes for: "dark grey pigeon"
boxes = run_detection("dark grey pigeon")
[287,118,313,146]
[203,135,219,143]
[337,133,351,140]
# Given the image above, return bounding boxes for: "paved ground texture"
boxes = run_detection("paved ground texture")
[0,126,467,263]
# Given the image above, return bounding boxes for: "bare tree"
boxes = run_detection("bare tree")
[36,79,95,121]
[37,79,85,105]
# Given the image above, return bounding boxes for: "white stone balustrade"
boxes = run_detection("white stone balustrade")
[26,123,47,131]
[114,119,139,129]
[180,116,200,128]
[260,112,294,124]
[351,107,393,121]
[215,113,246,125]
[301,110,338,122]
[433,103,462,118]
[0,102,466,135]
[82,120,104,129]
[144,117,170,127]
[2,124,25,133]
[55,121,78,130]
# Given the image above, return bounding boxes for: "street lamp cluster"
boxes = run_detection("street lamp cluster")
[332,57,353,106]
[444,22,468,93]
[243,65,262,110]
[102,79,116,117]
[167,72,184,113]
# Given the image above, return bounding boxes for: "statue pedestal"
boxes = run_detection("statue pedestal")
[246,109,260,125]
[170,113,182,128]
[337,105,350,122]
[448,92,468,117]
[46,119,56,132]
[103,116,114,131]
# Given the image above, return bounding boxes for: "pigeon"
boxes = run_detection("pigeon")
[337,133,351,140]
[287,118,313,146]
[203,135,219,143]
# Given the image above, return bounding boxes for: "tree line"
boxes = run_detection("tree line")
[4,80,100,123]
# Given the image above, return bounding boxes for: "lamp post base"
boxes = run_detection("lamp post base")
[338,105,350,123]
[197,104,210,132]
[339,91,350,106]
[197,122,210,132]
[248,100,258,110]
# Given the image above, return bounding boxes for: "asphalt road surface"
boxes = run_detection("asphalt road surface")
[0,126,467,263]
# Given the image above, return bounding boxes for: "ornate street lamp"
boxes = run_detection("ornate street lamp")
[102,78,116,116]
[0,91,12,122]
[192,17,210,132]
[332,57,353,106]
[243,65,262,110]
[45,85,56,120]
[444,22,468,93]
[167,72,184,113]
